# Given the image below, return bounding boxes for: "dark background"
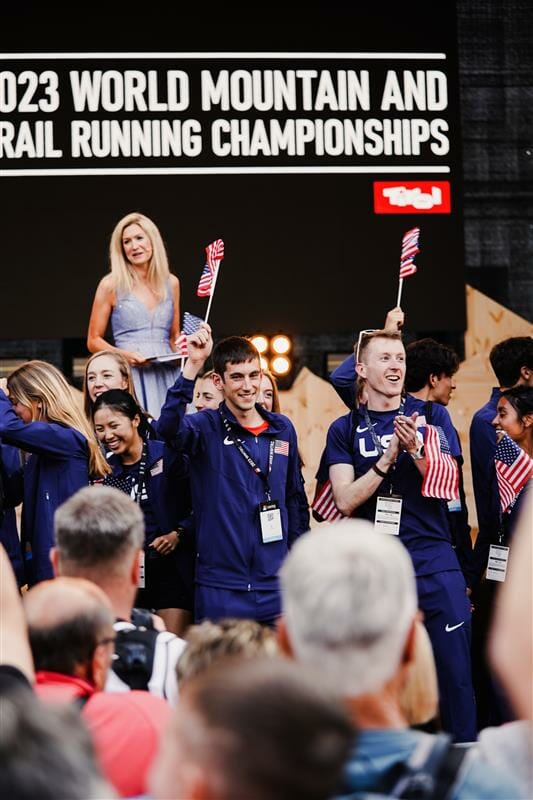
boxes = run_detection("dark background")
[0,1,531,381]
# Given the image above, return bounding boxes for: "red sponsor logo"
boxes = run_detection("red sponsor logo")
[374,181,451,214]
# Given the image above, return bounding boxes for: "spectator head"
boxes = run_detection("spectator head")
[405,338,460,405]
[489,336,533,389]
[24,577,116,691]
[399,620,439,727]
[52,485,144,586]
[176,618,279,687]
[279,520,418,697]
[150,656,354,800]
[0,692,112,800]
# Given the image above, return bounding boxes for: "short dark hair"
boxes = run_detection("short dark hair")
[489,337,533,388]
[28,605,112,676]
[212,336,260,376]
[500,386,533,421]
[182,657,354,800]
[54,486,144,573]
[0,693,108,800]
[405,338,459,393]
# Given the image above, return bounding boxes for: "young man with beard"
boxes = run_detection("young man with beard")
[157,323,309,627]
[324,329,476,743]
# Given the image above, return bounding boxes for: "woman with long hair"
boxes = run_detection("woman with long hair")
[492,385,533,536]
[257,369,281,413]
[87,212,181,418]
[93,389,193,635]
[83,349,141,420]
[0,360,109,585]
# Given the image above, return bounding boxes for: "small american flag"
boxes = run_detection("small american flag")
[421,424,459,501]
[197,239,225,297]
[399,226,420,279]
[311,478,344,522]
[494,434,533,512]
[197,263,212,297]
[274,439,290,456]
[175,312,204,357]
[206,238,224,274]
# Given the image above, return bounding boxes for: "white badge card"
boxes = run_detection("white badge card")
[259,500,283,543]
[486,544,510,582]
[374,494,403,535]
[138,550,146,588]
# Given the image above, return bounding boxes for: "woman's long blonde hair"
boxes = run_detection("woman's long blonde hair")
[82,349,140,419]
[109,212,171,299]
[7,360,110,478]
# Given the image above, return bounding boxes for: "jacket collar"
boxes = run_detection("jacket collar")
[219,402,286,435]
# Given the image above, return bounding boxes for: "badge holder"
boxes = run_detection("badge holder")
[374,493,403,535]
[259,500,283,543]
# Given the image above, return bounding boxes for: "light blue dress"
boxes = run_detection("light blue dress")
[111,285,181,418]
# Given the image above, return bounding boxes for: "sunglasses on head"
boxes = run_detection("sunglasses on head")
[355,329,378,364]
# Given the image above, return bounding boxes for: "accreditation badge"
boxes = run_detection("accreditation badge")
[374,494,403,535]
[259,500,283,543]
[486,544,510,582]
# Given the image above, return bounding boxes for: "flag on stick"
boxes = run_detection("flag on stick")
[311,479,344,522]
[175,312,204,357]
[196,239,225,298]
[421,424,460,501]
[397,226,420,306]
[494,434,533,513]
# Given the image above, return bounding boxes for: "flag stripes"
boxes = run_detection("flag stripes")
[421,424,459,501]
[311,478,344,522]
[400,226,420,279]
[494,434,533,513]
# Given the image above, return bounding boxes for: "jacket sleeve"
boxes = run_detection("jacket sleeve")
[329,354,356,409]
[469,413,500,586]
[0,391,86,459]
[286,427,310,546]
[153,376,203,456]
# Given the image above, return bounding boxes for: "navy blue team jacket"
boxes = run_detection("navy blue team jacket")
[157,376,309,591]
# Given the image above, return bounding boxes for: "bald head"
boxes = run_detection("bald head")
[24,578,114,681]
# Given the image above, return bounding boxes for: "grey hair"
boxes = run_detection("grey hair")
[279,519,418,696]
[54,485,144,574]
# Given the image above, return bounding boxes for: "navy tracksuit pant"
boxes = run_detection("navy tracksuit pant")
[417,569,477,743]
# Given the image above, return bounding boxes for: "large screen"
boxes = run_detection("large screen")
[0,4,464,339]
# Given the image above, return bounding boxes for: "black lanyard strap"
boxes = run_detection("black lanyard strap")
[219,412,274,498]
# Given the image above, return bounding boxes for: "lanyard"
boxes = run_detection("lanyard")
[134,440,148,505]
[360,397,405,494]
[220,412,274,499]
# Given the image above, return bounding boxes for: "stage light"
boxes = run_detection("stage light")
[259,355,269,371]
[271,334,291,355]
[250,334,269,354]
[271,355,291,376]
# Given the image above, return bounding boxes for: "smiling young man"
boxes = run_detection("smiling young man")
[324,329,477,743]
[157,323,309,627]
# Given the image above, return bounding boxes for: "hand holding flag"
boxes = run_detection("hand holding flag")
[175,312,204,358]
[421,424,460,501]
[397,226,420,306]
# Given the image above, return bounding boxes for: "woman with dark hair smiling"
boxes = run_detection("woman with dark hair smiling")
[92,389,192,635]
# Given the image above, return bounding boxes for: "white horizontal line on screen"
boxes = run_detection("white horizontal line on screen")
[0,52,447,61]
[0,166,451,177]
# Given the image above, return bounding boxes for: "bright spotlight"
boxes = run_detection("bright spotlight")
[259,355,269,371]
[271,355,291,376]
[250,334,269,354]
[271,334,291,355]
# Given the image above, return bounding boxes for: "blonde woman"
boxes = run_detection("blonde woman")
[82,349,140,420]
[87,212,181,417]
[0,361,109,586]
